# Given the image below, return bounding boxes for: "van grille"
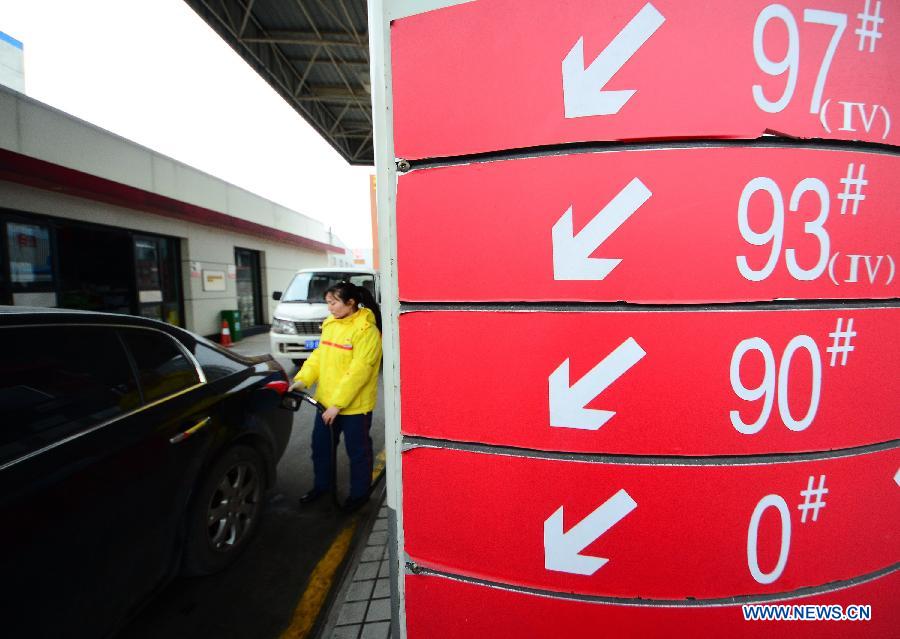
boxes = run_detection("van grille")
[294,321,323,334]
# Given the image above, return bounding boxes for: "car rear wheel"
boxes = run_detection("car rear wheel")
[182,444,266,576]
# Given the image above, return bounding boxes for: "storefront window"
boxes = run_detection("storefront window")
[134,239,161,289]
[1,214,182,320]
[7,222,52,284]
[134,234,181,326]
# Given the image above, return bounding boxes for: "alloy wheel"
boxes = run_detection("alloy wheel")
[206,461,261,551]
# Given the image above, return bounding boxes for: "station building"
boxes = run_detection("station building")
[0,85,349,337]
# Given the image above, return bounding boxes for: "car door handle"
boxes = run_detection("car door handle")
[169,417,211,444]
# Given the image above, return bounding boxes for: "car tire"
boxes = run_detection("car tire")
[182,444,266,576]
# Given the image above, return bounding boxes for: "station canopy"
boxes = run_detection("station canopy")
[184,0,373,166]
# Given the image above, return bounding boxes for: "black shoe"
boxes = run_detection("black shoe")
[343,494,369,512]
[299,489,326,505]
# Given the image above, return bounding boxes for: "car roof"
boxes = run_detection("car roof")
[0,306,267,366]
[0,306,186,336]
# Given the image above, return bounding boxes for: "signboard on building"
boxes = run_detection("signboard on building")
[202,270,226,291]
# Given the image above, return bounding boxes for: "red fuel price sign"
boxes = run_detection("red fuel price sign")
[397,147,899,303]
[402,446,900,599]
[392,0,900,158]
[400,308,899,455]
[406,571,899,638]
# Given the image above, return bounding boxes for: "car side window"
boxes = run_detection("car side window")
[192,342,246,382]
[0,325,139,465]
[118,329,201,404]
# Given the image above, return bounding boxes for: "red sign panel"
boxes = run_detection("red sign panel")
[392,0,900,158]
[397,147,899,303]
[403,446,900,598]
[406,571,899,639]
[401,309,899,455]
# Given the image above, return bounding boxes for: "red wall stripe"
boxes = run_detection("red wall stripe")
[0,147,345,253]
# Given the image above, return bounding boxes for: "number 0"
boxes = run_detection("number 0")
[747,494,791,584]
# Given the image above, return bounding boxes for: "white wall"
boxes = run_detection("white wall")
[0,86,335,245]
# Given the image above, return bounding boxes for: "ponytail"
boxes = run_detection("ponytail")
[355,284,382,333]
[326,280,382,332]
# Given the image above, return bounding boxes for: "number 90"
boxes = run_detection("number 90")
[729,335,822,434]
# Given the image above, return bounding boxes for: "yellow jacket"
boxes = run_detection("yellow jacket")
[295,307,382,414]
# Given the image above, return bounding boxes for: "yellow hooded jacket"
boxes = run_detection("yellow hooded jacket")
[294,306,382,414]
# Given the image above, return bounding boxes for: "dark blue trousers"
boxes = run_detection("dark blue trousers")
[311,411,373,499]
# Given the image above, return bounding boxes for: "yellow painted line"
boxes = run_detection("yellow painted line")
[372,448,386,480]
[279,448,387,639]
[280,518,359,639]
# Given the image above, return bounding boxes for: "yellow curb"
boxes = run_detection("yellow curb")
[279,518,359,639]
[373,448,386,480]
[279,448,387,639]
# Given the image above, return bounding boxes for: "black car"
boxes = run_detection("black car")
[0,307,293,638]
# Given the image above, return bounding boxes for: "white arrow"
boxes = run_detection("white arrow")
[552,178,651,281]
[549,337,646,430]
[894,468,900,487]
[562,3,665,118]
[544,489,637,575]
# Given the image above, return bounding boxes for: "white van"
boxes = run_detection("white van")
[269,267,379,364]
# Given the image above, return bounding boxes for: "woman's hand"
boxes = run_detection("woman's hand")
[289,380,306,393]
[322,406,341,425]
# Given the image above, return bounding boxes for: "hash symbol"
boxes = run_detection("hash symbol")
[856,0,884,53]
[826,318,856,367]
[798,475,828,523]
[837,163,867,216]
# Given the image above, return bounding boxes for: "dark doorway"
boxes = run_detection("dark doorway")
[57,224,134,314]
[235,247,263,329]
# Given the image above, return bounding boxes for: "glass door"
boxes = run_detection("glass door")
[133,234,182,326]
[234,247,263,328]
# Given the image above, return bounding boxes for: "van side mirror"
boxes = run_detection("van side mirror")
[272,291,282,301]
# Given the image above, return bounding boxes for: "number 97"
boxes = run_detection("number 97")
[752,5,847,115]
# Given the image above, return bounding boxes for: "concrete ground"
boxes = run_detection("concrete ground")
[118,332,386,639]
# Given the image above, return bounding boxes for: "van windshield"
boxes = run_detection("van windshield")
[281,272,376,302]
